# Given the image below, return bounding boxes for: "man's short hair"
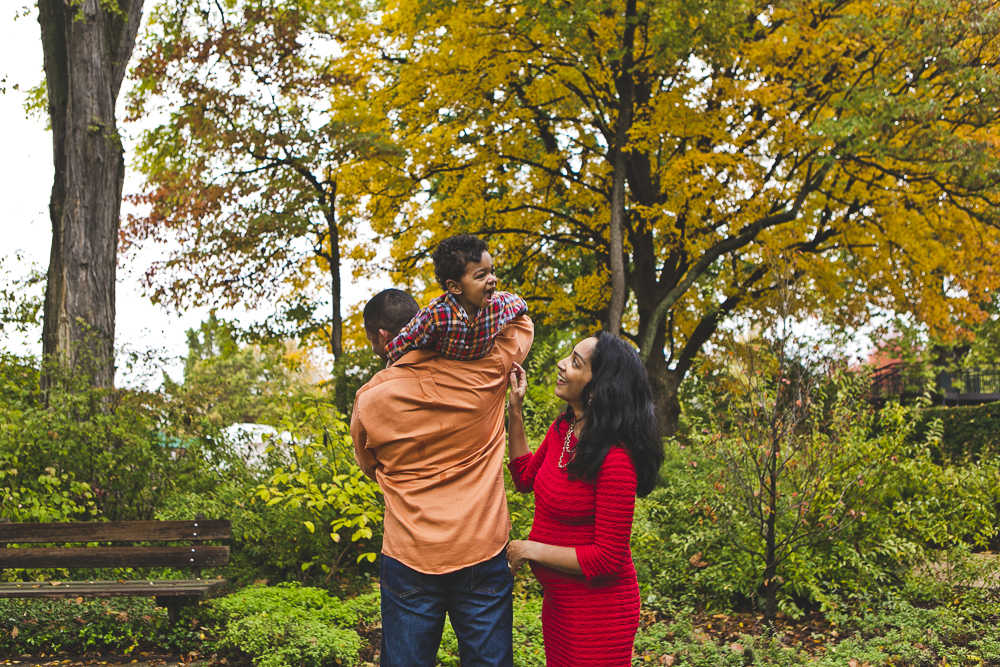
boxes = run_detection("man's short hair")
[363,289,419,337]
[432,234,489,290]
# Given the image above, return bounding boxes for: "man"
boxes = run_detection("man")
[352,288,534,667]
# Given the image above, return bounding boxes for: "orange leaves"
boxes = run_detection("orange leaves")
[126,0,404,354]
[129,0,1000,370]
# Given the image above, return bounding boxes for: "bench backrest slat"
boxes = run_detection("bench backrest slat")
[0,521,231,544]
[0,546,230,569]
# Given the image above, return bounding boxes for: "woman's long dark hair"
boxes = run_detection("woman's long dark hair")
[558,332,664,497]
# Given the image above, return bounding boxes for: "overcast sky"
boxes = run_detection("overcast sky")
[1,7,881,385]
[0,8,384,385]
[1,9,216,380]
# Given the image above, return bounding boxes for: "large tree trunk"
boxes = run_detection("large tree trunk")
[603,0,638,336]
[647,356,681,438]
[639,317,682,437]
[38,0,144,388]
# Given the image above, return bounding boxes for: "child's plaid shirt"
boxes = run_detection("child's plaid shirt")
[386,291,527,364]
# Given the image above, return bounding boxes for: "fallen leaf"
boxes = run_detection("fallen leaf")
[689,552,709,568]
[10,627,17,638]
[660,656,676,666]
[730,643,744,653]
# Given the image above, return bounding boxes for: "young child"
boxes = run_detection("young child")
[385,234,527,364]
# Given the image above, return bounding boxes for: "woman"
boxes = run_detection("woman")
[506,332,664,666]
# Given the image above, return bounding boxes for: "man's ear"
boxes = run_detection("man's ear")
[444,278,463,296]
[378,329,393,349]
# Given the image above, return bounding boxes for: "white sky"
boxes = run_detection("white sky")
[0,7,383,385]
[1,6,885,385]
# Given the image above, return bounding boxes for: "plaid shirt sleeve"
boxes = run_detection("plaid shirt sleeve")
[452,292,527,360]
[385,297,455,364]
[388,293,527,362]
[493,291,527,326]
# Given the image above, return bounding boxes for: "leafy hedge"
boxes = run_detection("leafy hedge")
[0,597,201,657]
[209,583,378,667]
[912,403,1000,462]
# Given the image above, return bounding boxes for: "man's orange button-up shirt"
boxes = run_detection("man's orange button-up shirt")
[351,316,533,575]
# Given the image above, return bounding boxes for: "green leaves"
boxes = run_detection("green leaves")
[127,0,406,356]
[209,583,375,665]
[254,399,383,569]
[0,255,43,340]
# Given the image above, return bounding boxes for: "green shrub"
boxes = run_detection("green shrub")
[512,597,546,667]
[157,466,377,589]
[209,583,377,667]
[818,594,1000,666]
[0,353,245,528]
[255,400,383,568]
[632,443,757,612]
[222,614,360,667]
[0,597,170,657]
[912,403,1000,463]
[633,398,1000,617]
[630,594,1000,666]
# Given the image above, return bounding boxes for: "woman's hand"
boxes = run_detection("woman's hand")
[508,362,527,413]
[507,539,534,573]
[508,540,583,576]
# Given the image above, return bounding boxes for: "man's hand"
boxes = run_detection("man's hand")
[508,362,527,413]
[507,539,533,573]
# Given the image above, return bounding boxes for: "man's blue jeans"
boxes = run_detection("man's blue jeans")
[379,547,514,667]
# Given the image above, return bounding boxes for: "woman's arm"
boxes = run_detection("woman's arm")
[508,448,638,580]
[574,448,637,580]
[508,540,582,575]
[507,362,531,461]
[507,362,552,492]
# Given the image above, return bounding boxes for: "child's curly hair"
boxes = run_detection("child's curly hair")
[431,234,489,289]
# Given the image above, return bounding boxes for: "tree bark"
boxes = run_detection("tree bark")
[637,312,682,437]
[604,0,638,336]
[38,0,144,388]
[764,453,779,625]
[646,353,682,439]
[325,205,343,360]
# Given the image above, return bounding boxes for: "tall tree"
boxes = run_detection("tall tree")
[38,0,145,387]
[605,0,639,336]
[125,0,402,360]
[371,0,1000,434]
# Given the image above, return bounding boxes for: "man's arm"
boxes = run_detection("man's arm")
[492,314,534,371]
[350,392,381,480]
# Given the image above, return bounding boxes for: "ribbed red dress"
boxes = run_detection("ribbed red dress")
[508,418,640,667]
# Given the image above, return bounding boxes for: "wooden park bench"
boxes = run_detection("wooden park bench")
[0,517,231,623]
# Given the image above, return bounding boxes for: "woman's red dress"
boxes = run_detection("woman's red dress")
[508,418,640,667]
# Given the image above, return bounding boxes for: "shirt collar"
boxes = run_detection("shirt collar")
[444,292,473,324]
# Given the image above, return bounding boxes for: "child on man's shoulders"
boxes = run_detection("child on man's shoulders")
[385,234,527,364]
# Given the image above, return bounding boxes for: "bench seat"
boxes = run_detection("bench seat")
[0,578,226,599]
[0,518,231,622]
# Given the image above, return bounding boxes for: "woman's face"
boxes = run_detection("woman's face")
[555,337,597,407]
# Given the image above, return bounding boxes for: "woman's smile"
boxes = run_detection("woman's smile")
[554,337,596,407]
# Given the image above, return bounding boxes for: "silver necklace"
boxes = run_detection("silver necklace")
[558,419,577,469]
